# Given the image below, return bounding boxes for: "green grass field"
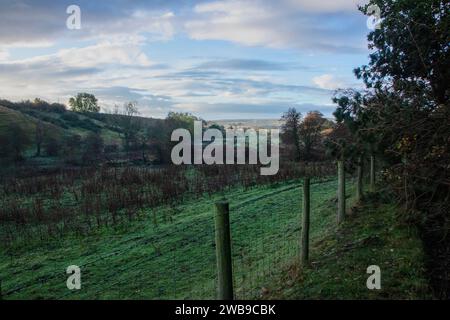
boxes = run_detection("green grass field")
[266,192,431,299]
[0,104,122,153]
[0,106,37,138]
[0,177,430,300]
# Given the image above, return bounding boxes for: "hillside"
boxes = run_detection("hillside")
[0,105,45,140]
[0,178,430,299]
[267,192,431,299]
[0,103,120,146]
[0,101,165,164]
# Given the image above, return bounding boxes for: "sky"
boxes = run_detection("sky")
[0,0,372,120]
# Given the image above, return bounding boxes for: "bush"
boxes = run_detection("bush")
[44,137,61,157]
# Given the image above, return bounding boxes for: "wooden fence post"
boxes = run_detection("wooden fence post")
[214,201,234,300]
[301,178,311,266]
[370,155,375,191]
[337,158,346,224]
[356,156,364,202]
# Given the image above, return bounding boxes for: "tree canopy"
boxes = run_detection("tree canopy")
[331,1,449,296]
[69,93,100,113]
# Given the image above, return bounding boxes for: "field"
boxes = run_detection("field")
[0,171,430,300]
[269,194,431,299]
[0,174,339,299]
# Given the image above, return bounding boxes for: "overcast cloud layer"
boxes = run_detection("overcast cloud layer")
[0,0,369,119]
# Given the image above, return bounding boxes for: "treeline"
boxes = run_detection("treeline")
[0,97,223,167]
[280,109,334,162]
[281,0,449,243]
[326,0,448,298]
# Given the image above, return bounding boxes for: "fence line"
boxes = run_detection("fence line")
[1,174,357,300]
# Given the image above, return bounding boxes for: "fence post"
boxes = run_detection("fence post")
[301,178,310,267]
[370,155,375,191]
[214,201,234,300]
[337,158,346,224]
[356,156,363,202]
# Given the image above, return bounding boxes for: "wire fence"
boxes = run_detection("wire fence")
[1,175,354,300]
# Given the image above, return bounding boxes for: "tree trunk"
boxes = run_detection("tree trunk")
[370,155,375,191]
[356,156,363,202]
[337,158,346,224]
[301,178,310,266]
[35,142,41,157]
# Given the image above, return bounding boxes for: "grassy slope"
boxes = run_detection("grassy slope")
[0,178,332,299]
[0,179,430,300]
[0,106,37,137]
[267,192,431,300]
[0,104,122,147]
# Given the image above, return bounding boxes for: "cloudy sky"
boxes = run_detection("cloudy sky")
[0,0,371,119]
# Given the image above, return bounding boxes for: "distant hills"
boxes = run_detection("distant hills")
[207,118,283,130]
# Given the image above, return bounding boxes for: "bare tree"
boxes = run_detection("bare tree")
[35,120,45,157]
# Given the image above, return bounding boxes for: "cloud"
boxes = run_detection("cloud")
[0,41,158,104]
[0,41,153,77]
[0,0,368,54]
[152,70,333,102]
[312,73,362,90]
[283,0,367,13]
[312,74,345,90]
[195,58,298,71]
[0,49,9,61]
[172,101,336,119]
[0,1,369,119]
[88,86,175,115]
[185,0,368,53]
[0,0,179,47]
[157,70,223,80]
[56,42,153,68]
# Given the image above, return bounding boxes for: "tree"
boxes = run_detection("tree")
[82,132,104,165]
[45,136,61,157]
[280,108,302,161]
[69,93,100,113]
[356,0,449,105]
[354,0,449,213]
[64,134,82,164]
[332,89,375,200]
[208,123,226,136]
[324,122,354,224]
[166,111,202,134]
[343,0,449,297]
[299,111,327,161]
[112,101,142,154]
[0,123,31,161]
[35,120,45,157]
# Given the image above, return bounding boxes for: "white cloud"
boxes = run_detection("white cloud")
[284,0,367,12]
[312,74,346,90]
[87,10,177,42]
[185,0,368,53]
[56,42,153,68]
[0,1,369,119]
[0,2,177,47]
[3,40,154,70]
[0,49,9,61]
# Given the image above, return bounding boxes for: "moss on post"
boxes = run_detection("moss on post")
[301,178,311,267]
[337,159,346,224]
[370,155,375,191]
[214,201,234,300]
[356,156,364,202]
